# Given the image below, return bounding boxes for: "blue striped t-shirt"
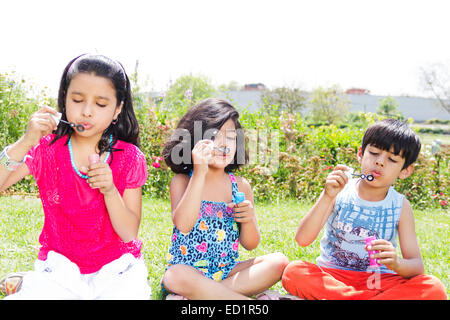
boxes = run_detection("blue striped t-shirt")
[316,179,404,274]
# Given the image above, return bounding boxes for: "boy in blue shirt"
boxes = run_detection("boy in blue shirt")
[282,119,447,299]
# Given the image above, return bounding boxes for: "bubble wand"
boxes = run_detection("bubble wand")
[49,112,85,132]
[214,146,231,154]
[345,167,374,181]
[210,129,231,154]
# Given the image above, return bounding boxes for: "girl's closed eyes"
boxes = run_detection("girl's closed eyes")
[70,97,109,108]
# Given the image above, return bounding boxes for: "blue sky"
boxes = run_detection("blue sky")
[1,0,449,97]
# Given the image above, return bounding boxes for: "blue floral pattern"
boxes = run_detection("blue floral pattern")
[166,172,240,281]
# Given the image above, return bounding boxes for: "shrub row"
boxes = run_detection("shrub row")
[1,73,448,210]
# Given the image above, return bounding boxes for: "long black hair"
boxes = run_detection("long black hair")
[51,54,139,156]
[163,98,248,174]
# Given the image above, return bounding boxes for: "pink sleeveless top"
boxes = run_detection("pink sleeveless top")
[25,134,147,274]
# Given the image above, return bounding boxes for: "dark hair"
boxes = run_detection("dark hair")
[163,98,248,174]
[361,118,421,169]
[51,54,139,156]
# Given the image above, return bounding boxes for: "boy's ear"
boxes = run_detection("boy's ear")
[399,164,414,180]
[357,146,363,164]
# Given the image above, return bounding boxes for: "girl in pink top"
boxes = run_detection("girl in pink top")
[0,54,150,299]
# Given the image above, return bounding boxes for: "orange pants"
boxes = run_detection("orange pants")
[282,260,447,300]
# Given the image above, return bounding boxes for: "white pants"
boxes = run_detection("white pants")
[4,251,151,300]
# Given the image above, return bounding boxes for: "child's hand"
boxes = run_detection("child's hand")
[23,106,59,147]
[366,239,399,271]
[86,162,117,196]
[192,139,213,174]
[324,164,350,198]
[229,200,255,224]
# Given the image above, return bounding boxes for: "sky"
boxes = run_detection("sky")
[1,0,449,98]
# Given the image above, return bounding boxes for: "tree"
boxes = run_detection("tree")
[420,63,450,114]
[129,60,149,111]
[307,85,350,124]
[261,86,307,114]
[377,96,403,119]
[162,74,217,116]
[218,80,241,92]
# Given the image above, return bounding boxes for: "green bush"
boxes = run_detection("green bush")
[415,127,448,135]
[425,119,450,125]
[395,146,449,210]
[0,73,55,194]
[135,105,174,199]
[0,71,448,210]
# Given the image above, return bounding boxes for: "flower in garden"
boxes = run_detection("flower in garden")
[150,154,165,169]
[184,88,193,100]
[152,161,161,169]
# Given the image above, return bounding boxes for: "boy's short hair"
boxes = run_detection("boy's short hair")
[361,119,421,169]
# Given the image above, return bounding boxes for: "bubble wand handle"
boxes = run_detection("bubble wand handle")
[88,154,100,165]
[234,192,245,204]
[366,236,381,268]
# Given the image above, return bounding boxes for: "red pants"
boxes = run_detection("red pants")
[282,260,447,300]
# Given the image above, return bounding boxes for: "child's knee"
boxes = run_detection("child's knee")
[255,252,289,278]
[419,274,448,300]
[282,260,311,283]
[163,264,201,296]
[163,265,190,291]
[268,252,290,274]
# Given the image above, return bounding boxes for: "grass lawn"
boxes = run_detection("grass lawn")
[418,133,450,146]
[0,196,448,299]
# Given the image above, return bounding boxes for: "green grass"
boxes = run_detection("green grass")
[417,133,450,146]
[0,196,448,299]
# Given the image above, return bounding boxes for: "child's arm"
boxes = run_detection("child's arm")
[295,164,349,246]
[170,172,204,233]
[0,106,58,191]
[369,198,424,278]
[171,139,213,233]
[105,187,143,243]
[0,163,30,192]
[232,177,260,250]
